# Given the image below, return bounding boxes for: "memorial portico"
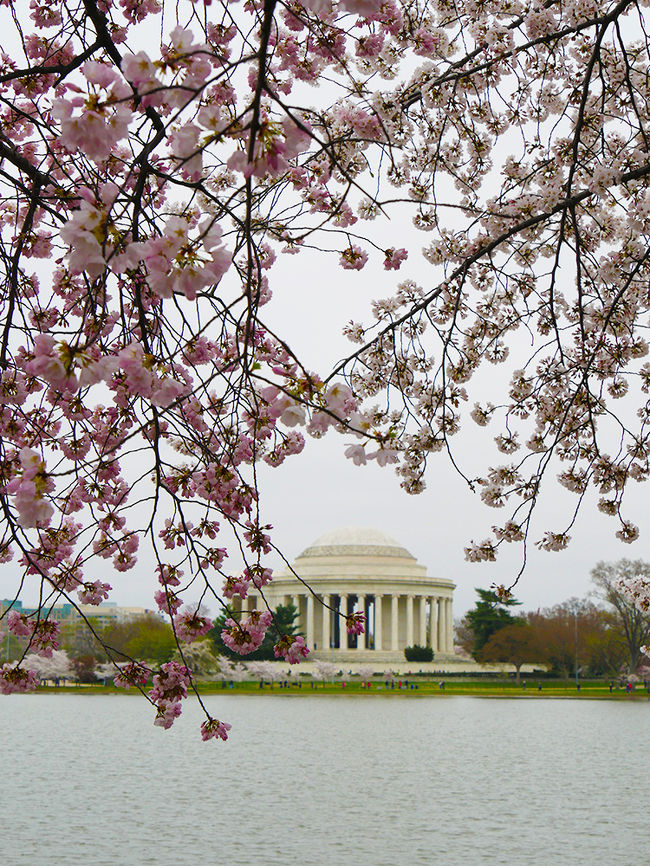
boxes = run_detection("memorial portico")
[253,527,455,662]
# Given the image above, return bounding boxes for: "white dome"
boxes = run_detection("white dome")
[299,527,414,560]
[312,527,401,547]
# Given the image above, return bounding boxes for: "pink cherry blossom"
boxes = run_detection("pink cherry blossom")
[114,662,151,689]
[339,246,368,270]
[201,718,232,741]
[0,665,38,695]
[78,581,111,605]
[345,611,365,635]
[173,606,214,643]
[6,447,54,528]
[383,248,408,270]
[274,633,309,664]
[3,0,650,746]
[222,610,272,655]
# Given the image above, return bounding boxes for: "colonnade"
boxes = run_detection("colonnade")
[244,591,454,654]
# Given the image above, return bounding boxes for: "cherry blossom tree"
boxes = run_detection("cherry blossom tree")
[171,636,220,674]
[312,659,339,685]
[215,657,247,683]
[246,658,282,683]
[356,663,374,683]
[23,649,73,683]
[2,0,650,737]
[95,660,120,682]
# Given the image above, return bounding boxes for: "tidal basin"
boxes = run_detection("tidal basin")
[1,694,647,866]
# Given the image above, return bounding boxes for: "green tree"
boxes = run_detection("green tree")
[59,618,106,658]
[0,629,27,662]
[210,602,300,661]
[464,589,522,658]
[102,614,176,666]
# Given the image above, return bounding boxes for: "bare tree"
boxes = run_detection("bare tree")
[591,561,650,672]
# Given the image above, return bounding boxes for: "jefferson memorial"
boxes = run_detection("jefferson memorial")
[246,527,455,663]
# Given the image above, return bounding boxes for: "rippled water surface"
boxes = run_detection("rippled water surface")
[1,694,647,865]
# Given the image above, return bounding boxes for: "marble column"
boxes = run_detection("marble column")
[306,593,314,650]
[375,595,383,651]
[339,594,347,650]
[437,597,444,652]
[391,594,399,651]
[446,598,453,653]
[322,593,330,651]
[292,595,300,634]
[429,596,438,651]
[406,594,414,647]
[440,597,448,653]
[419,596,427,646]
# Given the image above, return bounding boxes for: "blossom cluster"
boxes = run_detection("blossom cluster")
[200,718,232,742]
[149,662,192,729]
[114,662,152,689]
[274,634,310,664]
[221,610,273,656]
[7,611,60,657]
[0,664,39,695]
[173,607,214,643]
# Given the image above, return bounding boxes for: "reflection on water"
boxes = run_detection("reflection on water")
[1,694,647,865]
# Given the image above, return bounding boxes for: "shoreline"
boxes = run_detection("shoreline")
[27,682,650,701]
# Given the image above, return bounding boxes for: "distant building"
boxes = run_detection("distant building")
[0,600,158,639]
[242,527,455,663]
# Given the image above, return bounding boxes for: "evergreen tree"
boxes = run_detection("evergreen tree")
[210,603,301,662]
[464,589,522,659]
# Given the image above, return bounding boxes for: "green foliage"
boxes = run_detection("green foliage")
[60,618,107,658]
[209,602,300,661]
[102,614,176,665]
[404,645,434,662]
[0,630,26,662]
[464,588,522,658]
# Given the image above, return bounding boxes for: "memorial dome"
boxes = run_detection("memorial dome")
[299,527,415,560]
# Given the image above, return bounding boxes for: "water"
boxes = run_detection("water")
[0,693,647,865]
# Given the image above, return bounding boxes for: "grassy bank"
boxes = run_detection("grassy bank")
[34,678,650,700]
